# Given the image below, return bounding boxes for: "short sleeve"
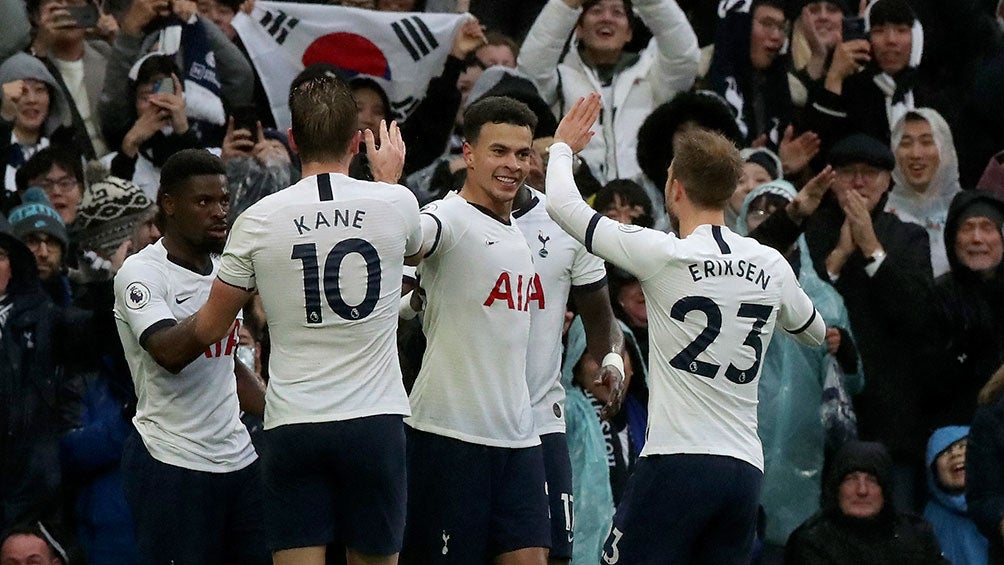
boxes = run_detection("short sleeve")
[218,211,258,290]
[777,263,824,345]
[418,200,449,259]
[569,241,606,288]
[114,259,176,345]
[398,188,423,257]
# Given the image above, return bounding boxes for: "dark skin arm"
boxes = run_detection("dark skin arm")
[572,282,625,419]
[145,279,253,374]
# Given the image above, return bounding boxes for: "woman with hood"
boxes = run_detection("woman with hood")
[734,180,863,557]
[885,108,961,277]
[785,440,947,564]
[0,53,72,209]
[923,426,988,565]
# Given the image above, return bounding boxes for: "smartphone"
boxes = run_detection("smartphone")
[152,77,174,95]
[66,4,100,28]
[842,16,868,41]
[231,105,258,133]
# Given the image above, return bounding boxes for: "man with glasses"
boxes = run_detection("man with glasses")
[803,133,937,513]
[14,147,83,225]
[7,187,71,306]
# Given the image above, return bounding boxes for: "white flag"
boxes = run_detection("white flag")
[232,2,466,130]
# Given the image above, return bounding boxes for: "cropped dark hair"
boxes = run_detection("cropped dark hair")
[134,55,181,88]
[288,67,359,162]
[15,146,84,192]
[869,0,916,27]
[462,96,537,144]
[671,130,743,209]
[593,179,654,228]
[157,149,225,203]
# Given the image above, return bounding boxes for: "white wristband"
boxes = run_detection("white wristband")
[601,352,625,379]
[399,291,419,320]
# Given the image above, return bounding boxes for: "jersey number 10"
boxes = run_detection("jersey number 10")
[291,239,382,324]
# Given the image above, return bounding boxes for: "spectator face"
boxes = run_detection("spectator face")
[353,86,387,142]
[35,0,88,45]
[894,117,939,192]
[0,246,9,295]
[601,193,648,225]
[870,22,912,75]
[23,232,63,280]
[476,45,517,69]
[954,216,1004,274]
[802,1,843,48]
[576,0,633,65]
[27,164,82,225]
[750,4,788,70]
[455,65,483,126]
[617,280,647,328]
[130,209,161,254]
[744,194,782,233]
[135,74,177,117]
[162,175,230,254]
[463,123,533,208]
[935,438,967,492]
[0,534,60,565]
[13,80,50,138]
[205,0,237,40]
[838,471,884,519]
[731,162,772,214]
[834,162,890,211]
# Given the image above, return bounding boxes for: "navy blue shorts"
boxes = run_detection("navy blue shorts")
[541,432,574,559]
[121,432,270,564]
[601,454,763,565]
[260,415,407,555]
[402,427,550,562]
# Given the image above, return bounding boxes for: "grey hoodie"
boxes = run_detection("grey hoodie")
[0,52,70,136]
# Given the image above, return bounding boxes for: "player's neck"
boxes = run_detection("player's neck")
[300,160,351,179]
[678,209,725,238]
[162,234,212,273]
[458,185,513,218]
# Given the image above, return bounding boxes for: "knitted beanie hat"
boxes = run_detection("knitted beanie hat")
[8,187,68,249]
[74,173,154,255]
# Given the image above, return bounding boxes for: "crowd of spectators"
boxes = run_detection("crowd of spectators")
[2,0,1004,562]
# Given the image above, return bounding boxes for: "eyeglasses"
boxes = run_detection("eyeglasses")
[835,166,884,181]
[34,176,79,194]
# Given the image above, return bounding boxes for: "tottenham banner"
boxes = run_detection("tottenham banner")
[232,3,466,130]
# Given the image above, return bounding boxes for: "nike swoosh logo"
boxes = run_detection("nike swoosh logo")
[486,240,497,246]
[175,296,193,304]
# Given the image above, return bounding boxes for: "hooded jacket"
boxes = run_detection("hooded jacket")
[932,191,1004,426]
[785,440,947,564]
[886,108,962,277]
[518,0,700,184]
[736,181,864,545]
[923,426,988,565]
[705,6,794,147]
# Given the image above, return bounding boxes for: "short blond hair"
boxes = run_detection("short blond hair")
[670,130,742,209]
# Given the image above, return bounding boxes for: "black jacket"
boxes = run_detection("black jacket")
[931,191,1004,426]
[967,394,1004,563]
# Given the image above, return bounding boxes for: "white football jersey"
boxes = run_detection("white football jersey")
[114,241,257,473]
[513,188,606,435]
[545,143,824,471]
[218,173,421,429]
[408,193,539,448]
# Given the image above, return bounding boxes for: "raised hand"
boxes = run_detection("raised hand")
[221,117,255,160]
[786,165,834,222]
[553,93,601,154]
[450,16,486,59]
[1,80,25,122]
[149,75,189,134]
[366,119,406,184]
[778,125,821,176]
[842,189,880,256]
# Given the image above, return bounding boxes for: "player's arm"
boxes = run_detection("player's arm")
[235,356,265,418]
[777,266,826,347]
[145,279,252,373]
[573,280,625,419]
[545,95,671,281]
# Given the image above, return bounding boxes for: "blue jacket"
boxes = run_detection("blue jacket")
[924,426,988,565]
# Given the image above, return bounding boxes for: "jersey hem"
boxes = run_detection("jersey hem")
[403,420,541,448]
[264,405,411,430]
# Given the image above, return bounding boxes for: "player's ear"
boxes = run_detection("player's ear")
[462,142,473,167]
[287,128,299,154]
[348,130,362,158]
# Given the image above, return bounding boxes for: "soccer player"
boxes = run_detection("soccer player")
[113,149,269,564]
[402,96,550,564]
[544,94,826,563]
[511,180,625,564]
[138,72,421,565]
